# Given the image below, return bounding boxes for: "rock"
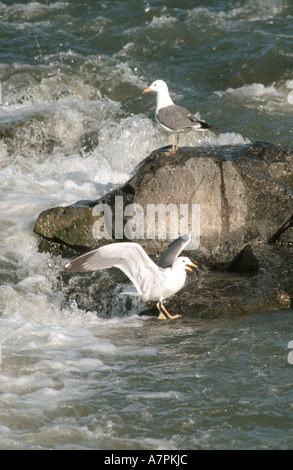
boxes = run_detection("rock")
[138,243,293,318]
[34,203,99,256]
[34,141,293,265]
[34,141,293,316]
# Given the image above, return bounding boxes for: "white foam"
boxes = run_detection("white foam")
[208,132,250,146]
[216,82,280,99]
[188,1,284,24]
[0,1,67,21]
[127,390,185,400]
[286,80,293,104]
[149,15,177,28]
[92,114,158,173]
[215,81,293,114]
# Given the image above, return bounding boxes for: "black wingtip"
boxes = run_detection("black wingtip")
[200,121,217,130]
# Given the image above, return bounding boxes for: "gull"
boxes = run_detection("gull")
[64,234,201,320]
[143,79,216,151]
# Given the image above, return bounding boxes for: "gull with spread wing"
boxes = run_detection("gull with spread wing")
[64,234,201,320]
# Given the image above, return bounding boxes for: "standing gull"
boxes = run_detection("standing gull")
[143,79,216,151]
[64,234,200,320]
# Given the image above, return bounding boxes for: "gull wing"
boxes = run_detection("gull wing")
[157,233,191,268]
[65,242,162,297]
[157,234,202,287]
[157,105,215,131]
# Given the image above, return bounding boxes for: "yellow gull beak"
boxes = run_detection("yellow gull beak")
[185,262,198,272]
[143,87,152,94]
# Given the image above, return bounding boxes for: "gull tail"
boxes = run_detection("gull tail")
[198,120,217,130]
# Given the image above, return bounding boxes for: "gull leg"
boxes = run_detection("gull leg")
[171,135,175,152]
[160,302,181,320]
[156,301,167,320]
[176,133,179,150]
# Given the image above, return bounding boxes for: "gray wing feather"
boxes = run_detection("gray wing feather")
[157,105,214,131]
[157,233,191,268]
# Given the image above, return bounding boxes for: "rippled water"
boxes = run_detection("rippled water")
[1,308,293,450]
[0,0,292,450]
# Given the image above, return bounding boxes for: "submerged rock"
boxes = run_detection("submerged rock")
[34,141,293,316]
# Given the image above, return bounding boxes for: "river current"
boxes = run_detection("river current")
[0,0,292,450]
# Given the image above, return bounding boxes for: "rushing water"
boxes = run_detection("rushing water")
[0,0,292,450]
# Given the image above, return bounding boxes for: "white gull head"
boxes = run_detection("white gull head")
[143,79,174,112]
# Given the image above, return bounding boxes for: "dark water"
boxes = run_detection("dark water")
[0,0,292,450]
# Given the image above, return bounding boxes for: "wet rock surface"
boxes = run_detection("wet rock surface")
[60,242,293,318]
[162,243,293,318]
[35,141,293,317]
